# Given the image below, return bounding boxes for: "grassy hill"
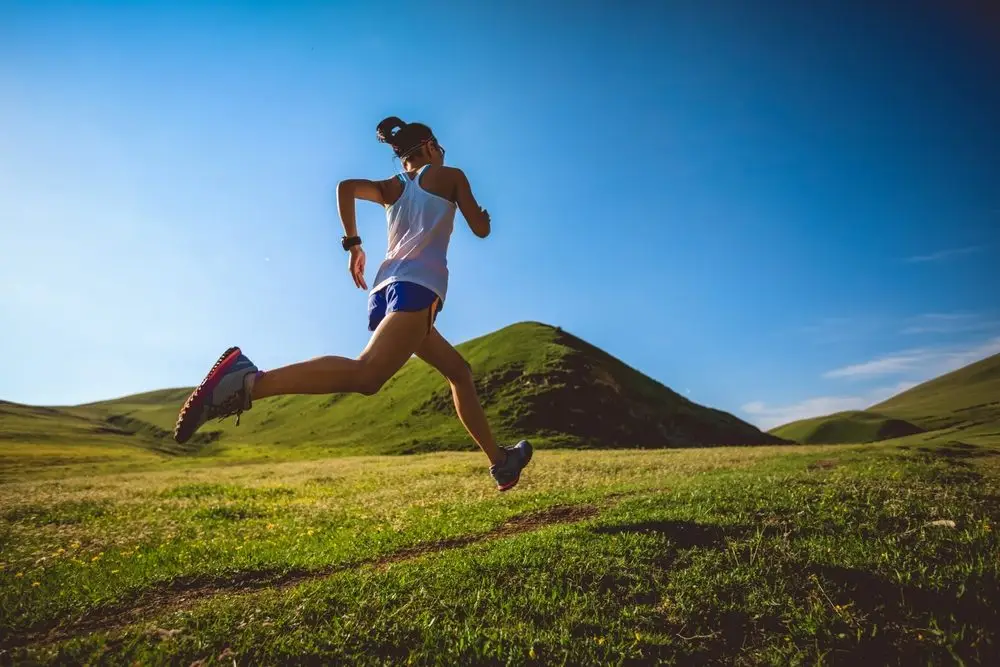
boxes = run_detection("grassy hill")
[772,352,1000,445]
[771,410,924,445]
[0,399,217,482]
[870,352,1000,431]
[0,322,785,464]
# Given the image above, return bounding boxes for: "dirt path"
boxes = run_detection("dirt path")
[5,504,600,649]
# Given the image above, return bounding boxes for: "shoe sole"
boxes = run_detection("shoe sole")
[496,441,533,492]
[498,479,518,492]
[173,346,242,444]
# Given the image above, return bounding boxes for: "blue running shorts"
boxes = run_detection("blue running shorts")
[367,281,443,332]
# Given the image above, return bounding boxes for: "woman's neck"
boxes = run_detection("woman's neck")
[404,158,431,172]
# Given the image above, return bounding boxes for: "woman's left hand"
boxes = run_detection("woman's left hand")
[349,246,368,290]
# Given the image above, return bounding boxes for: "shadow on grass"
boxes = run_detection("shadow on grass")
[899,440,999,461]
[589,515,999,665]
[591,519,731,550]
[804,564,1000,665]
[919,442,999,460]
[634,562,1000,666]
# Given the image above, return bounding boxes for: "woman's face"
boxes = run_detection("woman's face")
[429,140,446,166]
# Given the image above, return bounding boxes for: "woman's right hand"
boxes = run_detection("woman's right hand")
[349,246,368,290]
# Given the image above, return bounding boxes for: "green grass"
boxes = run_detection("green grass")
[5,328,1000,662]
[0,323,783,476]
[2,442,999,665]
[771,411,924,444]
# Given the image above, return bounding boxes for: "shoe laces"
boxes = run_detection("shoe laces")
[205,390,252,427]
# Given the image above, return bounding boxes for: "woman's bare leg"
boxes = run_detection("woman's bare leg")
[250,309,432,399]
[416,328,506,466]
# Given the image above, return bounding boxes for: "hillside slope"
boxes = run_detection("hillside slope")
[771,352,1000,445]
[0,400,214,480]
[0,399,215,454]
[870,352,1000,431]
[2,322,786,456]
[770,410,924,445]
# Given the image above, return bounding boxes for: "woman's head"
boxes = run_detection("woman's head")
[376,116,445,168]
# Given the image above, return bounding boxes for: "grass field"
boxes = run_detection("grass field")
[2,439,999,665]
[3,335,999,663]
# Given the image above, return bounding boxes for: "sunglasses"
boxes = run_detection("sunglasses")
[400,138,445,161]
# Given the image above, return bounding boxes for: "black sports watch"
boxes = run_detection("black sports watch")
[341,235,362,251]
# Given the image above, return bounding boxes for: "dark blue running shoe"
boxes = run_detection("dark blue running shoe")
[490,440,533,491]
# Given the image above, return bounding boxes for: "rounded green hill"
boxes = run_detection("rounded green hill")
[771,410,924,444]
[1,322,786,458]
[770,351,1000,445]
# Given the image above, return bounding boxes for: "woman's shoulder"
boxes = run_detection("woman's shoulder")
[431,165,469,189]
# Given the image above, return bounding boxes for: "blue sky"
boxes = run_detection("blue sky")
[1,1,998,430]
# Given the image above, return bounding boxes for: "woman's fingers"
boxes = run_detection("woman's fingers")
[348,249,368,290]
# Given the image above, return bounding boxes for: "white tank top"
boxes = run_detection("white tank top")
[371,164,457,302]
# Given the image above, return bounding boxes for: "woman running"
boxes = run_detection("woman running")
[172,117,533,491]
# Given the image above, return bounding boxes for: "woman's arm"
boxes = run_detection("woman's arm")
[449,168,491,238]
[336,178,391,290]
[337,179,388,240]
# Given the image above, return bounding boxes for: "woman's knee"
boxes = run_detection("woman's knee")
[449,361,476,391]
[356,365,388,396]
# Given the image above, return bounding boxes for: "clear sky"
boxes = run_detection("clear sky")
[2,1,998,430]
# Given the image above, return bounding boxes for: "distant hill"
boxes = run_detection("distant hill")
[870,352,1000,432]
[771,410,924,445]
[1,322,786,458]
[771,352,1000,445]
[0,399,216,456]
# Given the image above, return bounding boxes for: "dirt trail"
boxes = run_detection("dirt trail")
[5,504,600,649]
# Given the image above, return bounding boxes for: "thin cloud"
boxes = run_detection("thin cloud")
[904,245,984,263]
[747,335,1000,430]
[742,382,916,430]
[901,312,999,335]
[823,349,931,379]
[824,337,1000,380]
[791,316,883,345]
[742,396,870,430]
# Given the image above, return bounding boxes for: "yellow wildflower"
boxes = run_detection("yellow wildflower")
[307,529,315,536]
[15,572,24,578]
[32,581,40,587]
